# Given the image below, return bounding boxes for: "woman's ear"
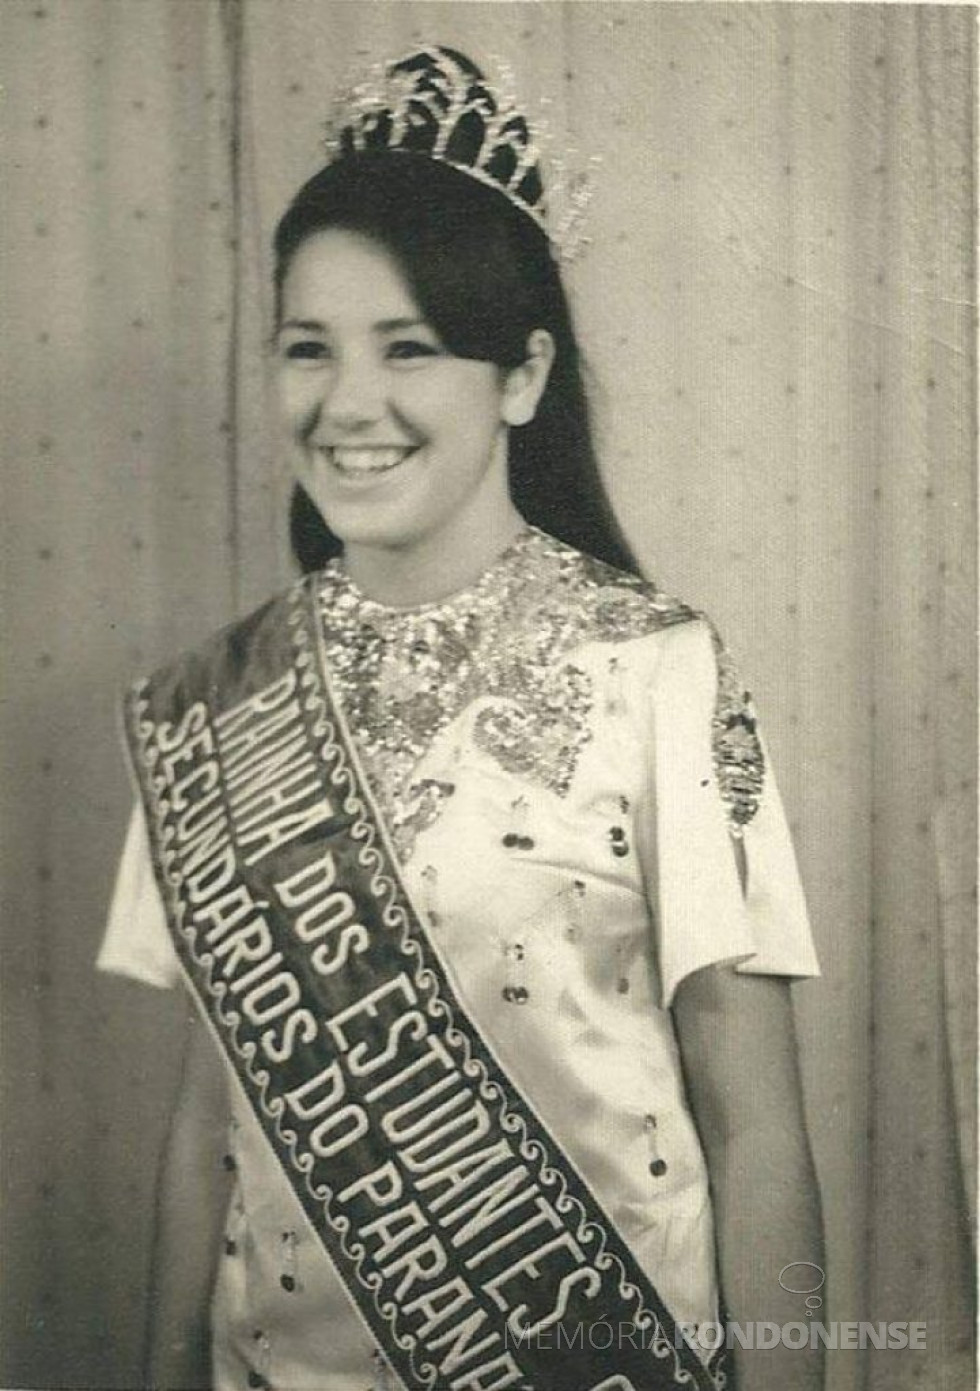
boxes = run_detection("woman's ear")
[501,329,556,427]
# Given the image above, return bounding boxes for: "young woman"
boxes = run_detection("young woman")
[100,46,824,1391]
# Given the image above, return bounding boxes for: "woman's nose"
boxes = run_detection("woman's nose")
[321,353,384,429]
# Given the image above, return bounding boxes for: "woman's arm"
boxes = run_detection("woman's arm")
[673,964,825,1391]
[145,1000,233,1390]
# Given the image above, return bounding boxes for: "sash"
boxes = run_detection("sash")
[125,579,725,1391]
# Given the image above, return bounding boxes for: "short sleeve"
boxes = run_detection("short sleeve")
[97,804,181,990]
[644,619,820,1008]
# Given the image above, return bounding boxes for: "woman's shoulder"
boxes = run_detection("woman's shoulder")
[130,574,314,695]
[528,528,707,647]
[540,534,764,824]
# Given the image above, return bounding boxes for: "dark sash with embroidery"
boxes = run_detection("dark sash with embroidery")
[125,579,723,1391]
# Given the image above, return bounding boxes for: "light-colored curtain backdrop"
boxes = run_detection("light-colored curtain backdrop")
[1,3,974,1388]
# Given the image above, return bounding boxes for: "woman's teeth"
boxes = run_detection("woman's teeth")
[327,446,414,475]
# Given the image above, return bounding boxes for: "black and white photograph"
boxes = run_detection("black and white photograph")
[0,3,975,1390]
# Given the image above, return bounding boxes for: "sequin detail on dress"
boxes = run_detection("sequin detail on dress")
[710,631,766,836]
[473,662,593,794]
[315,528,764,858]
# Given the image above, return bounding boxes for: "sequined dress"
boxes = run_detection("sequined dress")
[100,527,819,1391]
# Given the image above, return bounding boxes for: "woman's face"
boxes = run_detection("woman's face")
[277,229,520,561]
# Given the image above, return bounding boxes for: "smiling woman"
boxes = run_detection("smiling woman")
[276,227,550,600]
[275,131,635,583]
[97,44,822,1391]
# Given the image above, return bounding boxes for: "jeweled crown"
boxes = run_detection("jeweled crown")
[324,46,596,262]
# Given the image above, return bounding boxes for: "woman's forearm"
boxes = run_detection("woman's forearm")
[145,1125,229,1388]
[710,1123,825,1391]
[673,966,825,1391]
[145,1010,232,1390]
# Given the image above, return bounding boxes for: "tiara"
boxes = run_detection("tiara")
[323,46,598,263]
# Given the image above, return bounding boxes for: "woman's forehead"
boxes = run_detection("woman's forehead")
[281,229,423,325]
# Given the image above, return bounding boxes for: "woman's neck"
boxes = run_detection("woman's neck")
[343,503,526,609]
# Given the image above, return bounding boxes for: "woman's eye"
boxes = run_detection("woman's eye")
[386,338,440,362]
[283,340,330,362]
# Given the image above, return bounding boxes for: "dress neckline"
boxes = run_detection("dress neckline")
[322,524,544,621]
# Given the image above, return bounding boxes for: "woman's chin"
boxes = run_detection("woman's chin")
[302,497,422,555]
[297,464,426,545]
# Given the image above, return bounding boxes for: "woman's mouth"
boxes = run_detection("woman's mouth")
[321,446,417,477]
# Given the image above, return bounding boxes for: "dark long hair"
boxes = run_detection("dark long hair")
[274,150,638,575]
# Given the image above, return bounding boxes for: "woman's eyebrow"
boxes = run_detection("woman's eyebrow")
[375,317,427,333]
[278,316,427,333]
[278,318,326,334]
